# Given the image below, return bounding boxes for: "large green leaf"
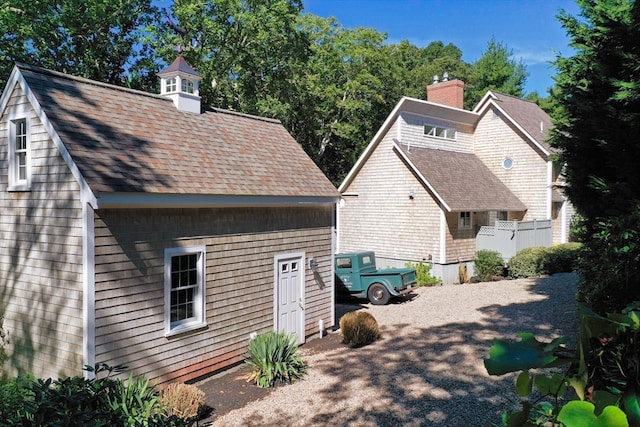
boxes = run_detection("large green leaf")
[558,401,628,427]
[485,333,571,376]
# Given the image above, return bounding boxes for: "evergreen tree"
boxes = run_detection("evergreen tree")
[551,0,640,313]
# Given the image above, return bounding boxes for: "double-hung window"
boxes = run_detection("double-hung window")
[8,117,31,190]
[458,211,471,230]
[164,246,206,335]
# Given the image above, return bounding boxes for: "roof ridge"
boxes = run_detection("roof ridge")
[16,62,167,101]
[490,90,540,106]
[208,106,281,124]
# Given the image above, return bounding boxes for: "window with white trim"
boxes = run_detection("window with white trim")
[164,246,206,335]
[458,211,471,230]
[8,117,31,190]
[424,124,456,140]
[166,77,177,92]
[181,78,194,94]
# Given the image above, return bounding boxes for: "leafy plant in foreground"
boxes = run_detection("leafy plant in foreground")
[245,331,306,388]
[484,302,640,426]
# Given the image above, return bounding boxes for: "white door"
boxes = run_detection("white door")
[275,254,305,344]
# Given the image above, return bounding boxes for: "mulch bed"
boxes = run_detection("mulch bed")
[194,331,344,425]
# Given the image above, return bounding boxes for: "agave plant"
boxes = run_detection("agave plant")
[245,331,306,388]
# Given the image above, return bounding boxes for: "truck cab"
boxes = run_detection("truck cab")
[335,251,416,305]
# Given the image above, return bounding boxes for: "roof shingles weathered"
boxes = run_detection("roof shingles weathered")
[19,64,338,199]
[397,144,527,212]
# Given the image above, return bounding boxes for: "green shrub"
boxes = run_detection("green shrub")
[15,364,191,426]
[508,244,582,279]
[473,250,504,282]
[405,262,440,286]
[159,383,205,420]
[507,246,547,278]
[339,311,380,347]
[0,375,33,425]
[541,242,582,275]
[245,331,306,388]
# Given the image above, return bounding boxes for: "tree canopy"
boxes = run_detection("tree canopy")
[1,0,533,185]
[550,0,640,313]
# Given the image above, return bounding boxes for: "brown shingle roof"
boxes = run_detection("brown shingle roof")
[19,64,338,199]
[489,92,553,153]
[397,144,527,212]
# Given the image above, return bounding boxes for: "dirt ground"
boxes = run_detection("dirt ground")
[195,330,346,424]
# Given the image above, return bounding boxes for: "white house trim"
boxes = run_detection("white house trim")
[82,203,96,378]
[3,66,99,208]
[95,193,339,209]
[439,210,447,264]
[547,160,553,219]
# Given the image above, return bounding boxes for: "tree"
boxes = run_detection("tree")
[0,0,158,91]
[551,0,640,313]
[465,37,528,109]
[152,0,309,115]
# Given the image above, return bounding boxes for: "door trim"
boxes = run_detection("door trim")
[273,252,306,344]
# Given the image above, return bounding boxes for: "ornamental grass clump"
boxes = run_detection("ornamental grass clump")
[339,311,380,347]
[245,331,306,388]
[159,383,205,420]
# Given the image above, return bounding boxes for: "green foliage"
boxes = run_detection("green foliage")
[0,0,158,90]
[484,302,640,426]
[507,244,581,279]
[551,0,640,314]
[339,311,381,347]
[465,37,528,109]
[474,250,504,282]
[0,375,33,425]
[0,363,192,426]
[405,261,440,286]
[245,331,306,388]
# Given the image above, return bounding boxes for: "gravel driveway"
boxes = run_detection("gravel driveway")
[209,273,578,426]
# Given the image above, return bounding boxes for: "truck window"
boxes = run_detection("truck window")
[336,258,352,268]
[361,255,373,266]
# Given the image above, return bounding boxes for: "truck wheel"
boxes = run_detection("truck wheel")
[367,283,390,305]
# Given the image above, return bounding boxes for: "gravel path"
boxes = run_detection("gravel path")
[209,273,578,426]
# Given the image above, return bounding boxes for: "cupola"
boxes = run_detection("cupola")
[157,56,202,114]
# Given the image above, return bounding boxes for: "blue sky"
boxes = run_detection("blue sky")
[302,0,580,96]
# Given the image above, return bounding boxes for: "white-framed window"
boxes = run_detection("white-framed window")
[8,117,31,191]
[166,77,177,92]
[502,157,514,170]
[181,78,194,94]
[424,124,456,140]
[164,246,206,336]
[458,211,471,230]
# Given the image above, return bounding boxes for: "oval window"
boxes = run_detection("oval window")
[502,158,514,170]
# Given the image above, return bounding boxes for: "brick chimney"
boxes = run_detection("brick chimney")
[427,73,465,109]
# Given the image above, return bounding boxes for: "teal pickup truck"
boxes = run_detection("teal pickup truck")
[335,251,417,305]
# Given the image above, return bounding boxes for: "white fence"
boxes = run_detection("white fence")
[476,219,553,263]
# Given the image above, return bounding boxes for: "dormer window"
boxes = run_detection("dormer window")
[166,77,177,92]
[181,79,194,94]
[8,116,31,191]
[424,124,456,140]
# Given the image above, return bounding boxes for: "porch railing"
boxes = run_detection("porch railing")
[476,219,553,263]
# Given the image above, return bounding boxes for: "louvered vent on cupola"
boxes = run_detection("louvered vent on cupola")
[157,56,202,114]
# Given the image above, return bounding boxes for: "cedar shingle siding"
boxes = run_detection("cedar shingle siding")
[1,63,338,383]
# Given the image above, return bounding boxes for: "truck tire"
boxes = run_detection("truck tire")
[367,283,390,305]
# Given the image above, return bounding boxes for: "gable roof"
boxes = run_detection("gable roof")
[338,96,479,192]
[474,91,553,155]
[7,63,338,207]
[394,142,527,212]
